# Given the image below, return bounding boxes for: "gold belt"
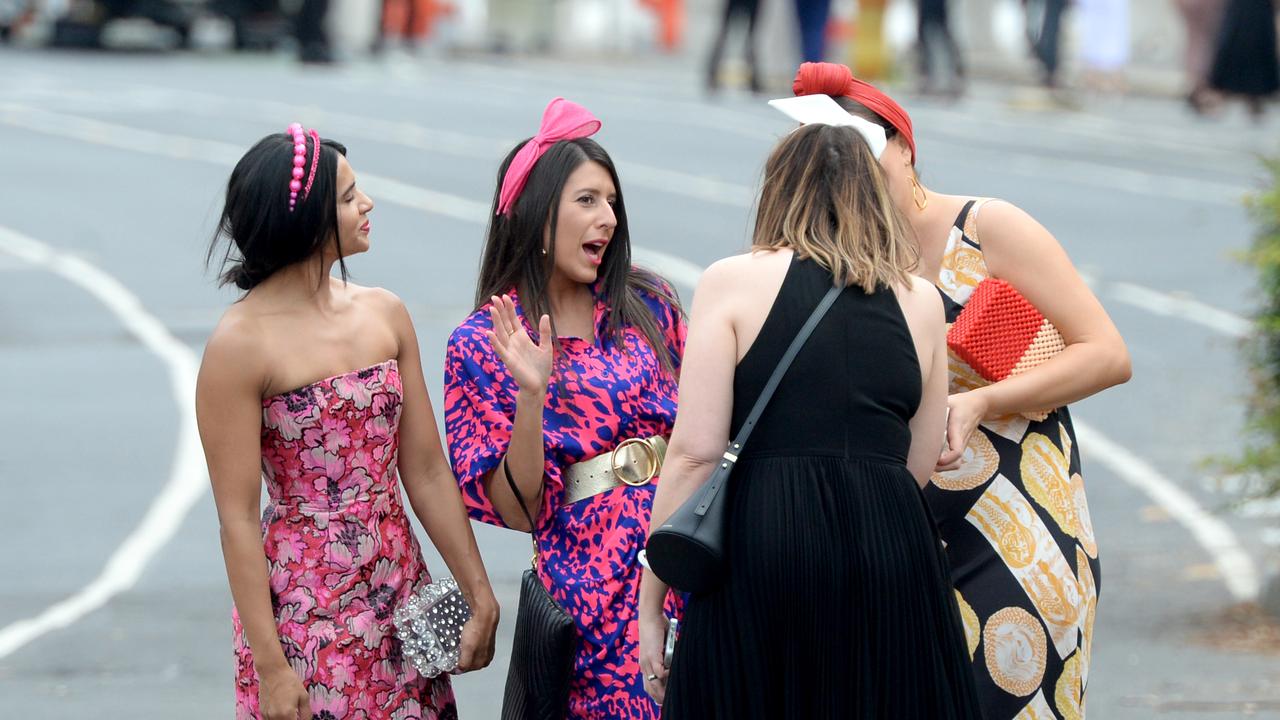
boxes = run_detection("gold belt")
[562,437,667,506]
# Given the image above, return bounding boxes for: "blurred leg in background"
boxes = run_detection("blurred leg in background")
[916,0,965,97]
[1077,0,1130,94]
[297,0,332,63]
[1173,0,1227,113]
[1208,0,1279,119]
[794,0,831,62]
[375,0,447,54]
[1025,0,1067,88]
[706,0,763,93]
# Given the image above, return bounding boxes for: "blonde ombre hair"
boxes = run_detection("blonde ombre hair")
[752,123,917,293]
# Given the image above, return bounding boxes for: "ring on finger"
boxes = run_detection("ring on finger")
[646,673,658,682]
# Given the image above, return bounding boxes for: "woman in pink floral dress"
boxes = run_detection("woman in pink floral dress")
[197,127,499,720]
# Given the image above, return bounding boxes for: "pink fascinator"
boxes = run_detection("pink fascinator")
[496,98,602,216]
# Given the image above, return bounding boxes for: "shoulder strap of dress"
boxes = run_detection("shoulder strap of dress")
[952,199,976,232]
[962,197,998,248]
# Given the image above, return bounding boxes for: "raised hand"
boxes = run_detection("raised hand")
[486,294,553,393]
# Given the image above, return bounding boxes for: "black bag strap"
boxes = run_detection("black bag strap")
[503,460,541,565]
[694,283,843,514]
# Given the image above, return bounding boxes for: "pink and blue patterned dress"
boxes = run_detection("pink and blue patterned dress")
[233,359,457,719]
[443,282,684,720]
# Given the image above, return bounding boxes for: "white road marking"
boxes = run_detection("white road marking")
[1107,282,1251,338]
[1075,420,1261,601]
[128,85,762,209]
[0,102,490,224]
[0,226,206,659]
[0,101,704,281]
[631,247,704,292]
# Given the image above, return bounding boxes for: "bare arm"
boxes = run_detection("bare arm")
[940,202,1131,465]
[639,262,738,702]
[478,295,553,532]
[196,321,310,720]
[978,201,1131,413]
[386,295,498,672]
[900,278,949,486]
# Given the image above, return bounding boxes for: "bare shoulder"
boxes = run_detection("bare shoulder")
[895,275,945,327]
[977,200,1054,247]
[691,255,740,302]
[349,282,404,310]
[200,305,269,389]
[350,283,410,324]
[701,249,790,290]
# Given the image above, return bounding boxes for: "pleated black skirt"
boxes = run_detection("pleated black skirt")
[1209,0,1280,96]
[662,455,983,719]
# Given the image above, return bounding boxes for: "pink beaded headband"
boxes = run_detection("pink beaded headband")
[286,123,321,212]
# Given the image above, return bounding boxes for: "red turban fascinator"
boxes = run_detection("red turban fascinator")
[791,62,916,163]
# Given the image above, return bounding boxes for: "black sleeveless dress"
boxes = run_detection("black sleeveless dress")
[661,257,982,719]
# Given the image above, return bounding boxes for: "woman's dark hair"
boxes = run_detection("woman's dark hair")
[476,137,682,375]
[208,132,350,291]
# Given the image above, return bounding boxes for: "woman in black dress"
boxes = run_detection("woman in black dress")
[1209,0,1279,117]
[637,118,982,718]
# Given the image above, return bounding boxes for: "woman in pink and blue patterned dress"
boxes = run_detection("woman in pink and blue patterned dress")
[197,127,499,720]
[443,99,685,720]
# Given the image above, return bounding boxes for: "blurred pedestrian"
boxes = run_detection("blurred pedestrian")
[1172,0,1228,113]
[296,0,333,63]
[1077,0,1130,93]
[1208,0,1279,118]
[373,0,447,54]
[1025,0,1068,90]
[795,0,832,62]
[443,98,686,720]
[197,126,499,719]
[793,61,1132,720]
[706,0,763,93]
[641,100,982,718]
[917,0,966,96]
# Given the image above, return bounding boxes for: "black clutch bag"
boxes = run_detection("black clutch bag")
[646,284,843,595]
[499,462,579,720]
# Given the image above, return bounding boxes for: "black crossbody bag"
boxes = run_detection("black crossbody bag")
[645,284,843,594]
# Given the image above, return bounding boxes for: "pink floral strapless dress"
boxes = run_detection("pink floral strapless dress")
[232,359,457,719]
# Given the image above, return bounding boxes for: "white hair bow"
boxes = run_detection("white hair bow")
[767,95,888,160]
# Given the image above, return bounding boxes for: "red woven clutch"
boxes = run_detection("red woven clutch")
[947,279,1065,383]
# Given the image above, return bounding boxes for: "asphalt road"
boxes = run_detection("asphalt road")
[1,48,1278,718]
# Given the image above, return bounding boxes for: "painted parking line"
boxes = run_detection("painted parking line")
[1074,421,1260,601]
[0,225,205,659]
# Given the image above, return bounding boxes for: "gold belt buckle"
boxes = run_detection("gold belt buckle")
[610,438,659,487]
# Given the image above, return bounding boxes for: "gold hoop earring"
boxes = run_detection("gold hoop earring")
[908,175,928,211]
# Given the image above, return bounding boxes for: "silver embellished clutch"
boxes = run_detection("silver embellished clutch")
[393,577,472,678]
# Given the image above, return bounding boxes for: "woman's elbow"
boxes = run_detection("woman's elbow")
[661,451,719,487]
[217,517,260,549]
[1108,341,1132,387]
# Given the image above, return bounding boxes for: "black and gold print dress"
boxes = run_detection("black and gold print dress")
[924,199,1100,720]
